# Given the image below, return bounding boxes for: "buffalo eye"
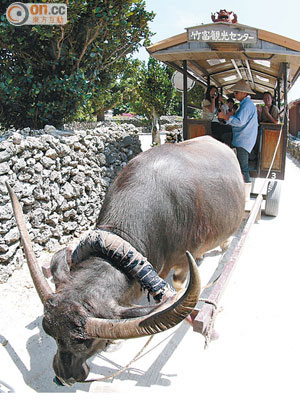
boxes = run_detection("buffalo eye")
[42,319,52,336]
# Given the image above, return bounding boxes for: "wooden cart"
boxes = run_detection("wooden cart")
[147,15,300,216]
[147,13,300,341]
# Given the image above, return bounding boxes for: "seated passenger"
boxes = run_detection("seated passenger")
[217,94,228,124]
[256,92,279,124]
[232,103,239,115]
[226,97,235,114]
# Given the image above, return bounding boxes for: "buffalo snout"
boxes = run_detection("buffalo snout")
[53,351,90,386]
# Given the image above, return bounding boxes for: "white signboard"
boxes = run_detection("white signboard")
[187,25,257,44]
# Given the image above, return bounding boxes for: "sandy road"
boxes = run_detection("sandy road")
[0,151,299,398]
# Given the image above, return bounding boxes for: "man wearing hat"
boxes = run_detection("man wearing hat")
[218,79,258,198]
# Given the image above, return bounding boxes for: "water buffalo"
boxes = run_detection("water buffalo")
[7,136,244,386]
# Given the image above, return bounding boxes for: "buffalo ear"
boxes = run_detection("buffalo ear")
[85,251,201,340]
[50,248,72,289]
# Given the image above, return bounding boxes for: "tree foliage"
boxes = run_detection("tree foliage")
[131,58,175,119]
[187,83,205,113]
[172,82,205,117]
[0,0,154,128]
[128,57,176,144]
[90,57,142,120]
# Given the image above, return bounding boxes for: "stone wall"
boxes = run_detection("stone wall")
[287,137,300,163]
[64,115,183,134]
[0,122,141,283]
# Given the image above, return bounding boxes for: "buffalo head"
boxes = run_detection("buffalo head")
[6,182,201,386]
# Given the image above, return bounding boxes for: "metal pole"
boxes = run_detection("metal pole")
[183,60,188,140]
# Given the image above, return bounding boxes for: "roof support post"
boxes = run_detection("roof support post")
[183,60,188,140]
[283,63,288,128]
[277,78,281,110]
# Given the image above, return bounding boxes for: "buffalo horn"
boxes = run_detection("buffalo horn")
[85,251,200,339]
[6,182,53,304]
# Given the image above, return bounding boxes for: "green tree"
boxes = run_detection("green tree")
[0,0,154,129]
[90,57,142,121]
[130,57,176,145]
[187,83,205,116]
[74,57,142,120]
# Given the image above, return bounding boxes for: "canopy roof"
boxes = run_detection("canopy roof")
[147,22,300,100]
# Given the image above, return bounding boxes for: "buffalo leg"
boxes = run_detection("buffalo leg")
[172,264,190,292]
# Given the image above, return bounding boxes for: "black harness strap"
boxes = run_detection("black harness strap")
[71,230,175,302]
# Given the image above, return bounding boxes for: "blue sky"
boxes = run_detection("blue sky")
[135,0,300,101]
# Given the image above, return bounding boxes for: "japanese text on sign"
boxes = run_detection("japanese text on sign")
[188,26,257,44]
